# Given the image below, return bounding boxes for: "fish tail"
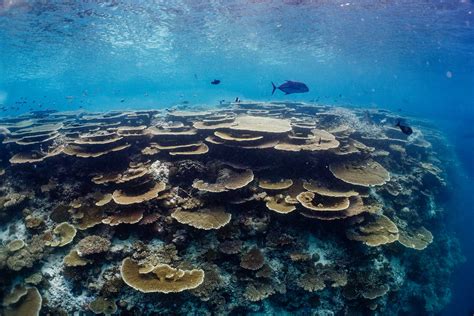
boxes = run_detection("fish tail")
[271,82,277,95]
[395,119,401,127]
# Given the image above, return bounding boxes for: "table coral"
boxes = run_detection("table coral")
[0,103,462,315]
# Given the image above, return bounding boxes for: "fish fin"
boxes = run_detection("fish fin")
[271,82,277,95]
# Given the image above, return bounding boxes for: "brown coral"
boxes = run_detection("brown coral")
[258,179,293,190]
[76,236,111,256]
[193,167,254,193]
[240,247,265,270]
[229,115,292,134]
[346,214,399,246]
[89,297,117,315]
[112,182,166,205]
[243,282,275,302]
[398,226,433,250]
[265,195,297,214]
[218,240,243,255]
[63,250,92,267]
[171,207,231,230]
[120,258,205,293]
[297,191,350,212]
[329,159,390,187]
[3,286,42,316]
[45,222,77,247]
[102,209,144,226]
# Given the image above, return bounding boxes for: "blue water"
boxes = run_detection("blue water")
[1,1,473,314]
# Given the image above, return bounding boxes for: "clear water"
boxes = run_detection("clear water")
[0,1,473,314]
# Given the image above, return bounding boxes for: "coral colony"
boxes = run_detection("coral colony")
[0,102,462,314]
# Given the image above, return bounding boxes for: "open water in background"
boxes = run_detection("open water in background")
[0,1,473,314]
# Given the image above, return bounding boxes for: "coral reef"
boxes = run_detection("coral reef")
[0,102,463,314]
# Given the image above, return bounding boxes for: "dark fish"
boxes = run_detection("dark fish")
[211,79,221,85]
[235,97,240,103]
[271,81,309,95]
[395,120,413,136]
[120,99,125,103]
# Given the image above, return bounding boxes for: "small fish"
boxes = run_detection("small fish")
[235,97,240,103]
[318,137,322,145]
[395,120,413,135]
[120,99,125,103]
[211,79,221,85]
[271,81,309,95]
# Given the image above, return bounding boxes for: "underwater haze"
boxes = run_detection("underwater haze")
[0,1,473,315]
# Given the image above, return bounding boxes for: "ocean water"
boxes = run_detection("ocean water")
[0,1,473,315]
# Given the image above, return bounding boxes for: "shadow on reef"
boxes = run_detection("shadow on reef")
[0,101,463,315]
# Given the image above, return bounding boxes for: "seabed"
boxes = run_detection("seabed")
[0,101,463,315]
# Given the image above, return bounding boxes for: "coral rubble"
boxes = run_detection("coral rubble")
[0,102,462,314]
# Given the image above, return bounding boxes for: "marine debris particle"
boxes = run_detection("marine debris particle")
[0,102,454,314]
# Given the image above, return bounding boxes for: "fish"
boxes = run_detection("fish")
[211,79,221,85]
[271,81,309,95]
[235,97,240,103]
[395,120,413,135]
